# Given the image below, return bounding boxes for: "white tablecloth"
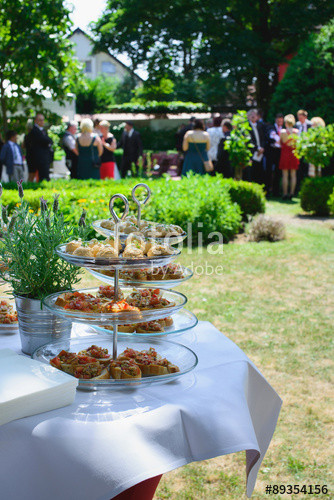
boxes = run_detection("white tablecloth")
[0,321,282,499]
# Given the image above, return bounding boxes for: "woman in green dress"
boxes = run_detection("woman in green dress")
[182,119,210,176]
[76,118,103,180]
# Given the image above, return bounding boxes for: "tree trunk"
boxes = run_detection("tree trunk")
[0,75,8,135]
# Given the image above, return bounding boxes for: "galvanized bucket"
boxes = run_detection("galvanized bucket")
[15,296,72,355]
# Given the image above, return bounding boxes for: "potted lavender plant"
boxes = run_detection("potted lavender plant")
[0,182,89,354]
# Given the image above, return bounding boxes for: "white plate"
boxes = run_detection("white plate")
[32,336,198,390]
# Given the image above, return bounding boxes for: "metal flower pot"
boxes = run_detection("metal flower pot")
[15,296,72,355]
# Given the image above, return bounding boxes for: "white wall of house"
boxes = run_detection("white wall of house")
[69,30,132,82]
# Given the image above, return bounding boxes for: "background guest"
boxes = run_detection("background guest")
[279,114,299,200]
[118,121,143,178]
[182,119,210,176]
[93,119,102,137]
[25,113,53,182]
[216,119,233,177]
[99,120,120,179]
[296,109,312,191]
[0,130,25,182]
[207,116,223,170]
[23,119,34,181]
[76,118,103,180]
[266,113,284,197]
[62,121,78,179]
[247,109,265,183]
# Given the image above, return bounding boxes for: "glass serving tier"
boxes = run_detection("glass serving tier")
[32,336,198,390]
[56,244,181,270]
[92,220,187,246]
[91,309,198,337]
[87,265,193,289]
[42,287,187,326]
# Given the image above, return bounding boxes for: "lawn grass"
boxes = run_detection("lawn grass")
[75,199,334,499]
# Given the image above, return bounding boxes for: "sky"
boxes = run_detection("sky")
[68,0,147,79]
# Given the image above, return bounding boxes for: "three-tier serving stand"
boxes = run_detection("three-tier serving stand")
[41,183,198,388]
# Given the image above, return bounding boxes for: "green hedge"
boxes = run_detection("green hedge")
[327,189,334,215]
[300,176,334,215]
[221,179,266,217]
[110,101,208,114]
[1,175,266,243]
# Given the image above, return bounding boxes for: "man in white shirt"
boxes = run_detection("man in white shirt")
[296,109,312,191]
[207,116,224,168]
[0,130,25,182]
[62,121,78,179]
[266,113,284,196]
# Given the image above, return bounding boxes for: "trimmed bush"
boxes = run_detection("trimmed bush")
[300,176,334,215]
[220,178,266,217]
[110,101,208,114]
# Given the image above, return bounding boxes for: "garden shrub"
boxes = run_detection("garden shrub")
[327,189,334,215]
[220,178,266,217]
[300,176,334,215]
[248,215,286,242]
[1,174,267,243]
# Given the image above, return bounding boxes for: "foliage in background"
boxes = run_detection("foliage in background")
[0,186,90,299]
[269,21,334,123]
[48,123,68,159]
[109,101,207,114]
[299,176,334,216]
[224,111,253,178]
[0,0,81,134]
[93,0,334,112]
[248,214,286,242]
[0,175,267,244]
[295,124,334,170]
[223,179,266,218]
[73,75,138,114]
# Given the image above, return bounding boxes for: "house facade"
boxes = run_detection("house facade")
[69,28,141,83]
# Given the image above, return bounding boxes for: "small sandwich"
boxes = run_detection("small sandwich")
[97,285,124,301]
[73,246,93,257]
[78,345,112,366]
[159,317,174,328]
[136,321,165,334]
[65,240,82,254]
[118,324,136,333]
[109,358,142,379]
[50,351,110,380]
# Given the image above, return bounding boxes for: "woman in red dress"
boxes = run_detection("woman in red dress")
[279,114,300,200]
[99,120,120,179]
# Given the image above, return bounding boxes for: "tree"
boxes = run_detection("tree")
[269,21,334,123]
[0,0,80,133]
[224,111,253,179]
[295,125,334,173]
[73,75,138,113]
[93,0,334,112]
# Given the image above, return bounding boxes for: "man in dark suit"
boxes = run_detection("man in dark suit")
[0,130,25,182]
[26,113,53,182]
[118,121,143,178]
[216,120,233,177]
[246,109,265,184]
[266,113,284,197]
[296,109,312,192]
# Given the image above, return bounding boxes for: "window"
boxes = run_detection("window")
[85,60,92,73]
[101,61,116,74]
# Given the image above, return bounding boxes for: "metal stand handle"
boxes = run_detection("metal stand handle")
[131,183,151,229]
[108,193,129,360]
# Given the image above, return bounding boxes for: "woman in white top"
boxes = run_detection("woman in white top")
[206,116,223,165]
[182,119,210,175]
